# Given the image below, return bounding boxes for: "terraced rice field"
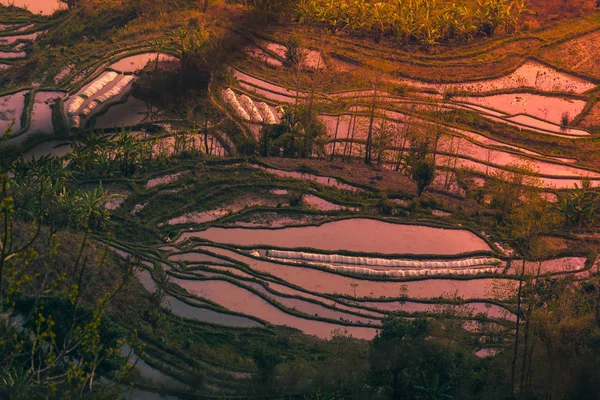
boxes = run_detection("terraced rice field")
[103,160,592,347]
[182,218,491,254]
[0,90,26,132]
[3,4,600,396]
[0,25,184,151]
[120,203,588,342]
[226,49,600,189]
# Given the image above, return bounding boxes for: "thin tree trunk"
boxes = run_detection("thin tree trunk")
[365,88,377,165]
[526,335,536,391]
[330,113,341,161]
[348,113,357,162]
[445,137,455,189]
[521,261,541,391]
[452,138,461,179]
[511,259,526,397]
[204,120,209,155]
[520,286,534,390]
[396,135,408,171]
[343,112,354,162]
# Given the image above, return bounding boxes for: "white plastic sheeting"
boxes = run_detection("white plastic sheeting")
[80,100,99,117]
[80,71,119,99]
[257,102,277,124]
[239,94,263,123]
[95,75,134,104]
[222,88,250,120]
[262,250,503,277]
[267,250,500,269]
[67,96,85,116]
[265,255,503,277]
[71,115,81,129]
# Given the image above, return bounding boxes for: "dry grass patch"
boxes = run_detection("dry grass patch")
[578,101,600,130]
[541,29,600,80]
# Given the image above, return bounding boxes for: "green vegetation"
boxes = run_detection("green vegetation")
[0,173,133,398]
[294,0,529,47]
[260,105,328,158]
[2,128,600,398]
[2,0,600,398]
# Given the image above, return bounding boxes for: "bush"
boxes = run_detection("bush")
[289,190,304,206]
[260,105,328,158]
[233,134,258,156]
[285,35,303,65]
[297,162,318,174]
[377,197,394,215]
[561,112,570,127]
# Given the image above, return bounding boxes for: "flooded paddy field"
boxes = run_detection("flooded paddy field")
[229,66,600,189]
[0,0,63,15]
[456,93,587,125]
[4,5,600,396]
[181,218,491,255]
[105,158,559,353]
[104,155,592,359]
[0,90,26,133]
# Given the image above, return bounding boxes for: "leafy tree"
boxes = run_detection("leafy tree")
[0,173,132,398]
[371,120,395,165]
[499,180,558,397]
[556,180,598,229]
[485,162,540,224]
[284,34,304,65]
[251,345,282,395]
[167,25,209,86]
[260,105,327,158]
[523,275,600,399]
[369,317,432,398]
[113,129,144,177]
[403,126,436,197]
[414,373,453,400]
[412,159,436,197]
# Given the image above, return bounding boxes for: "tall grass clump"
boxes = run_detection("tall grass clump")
[295,0,528,48]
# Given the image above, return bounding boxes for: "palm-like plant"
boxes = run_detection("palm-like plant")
[69,131,109,172]
[440,3,474,41]
[294,0,519,47]
[76,183,119,230]
[167,27,188,60]
[503,0,528,34]
[147,38,167,71]
[173,131,195,156]
[167,26,209,85]
[0,367,32,400]
[368,2,392,43]
[186,26,209,66]
[474,0,504,37]
[555,180,598,228]
[114,129,142,177]
[167,27,189,86]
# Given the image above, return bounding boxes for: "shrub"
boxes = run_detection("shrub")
[561,112,570,127]
[297,162,318,174]
[235,134,259,156]
[377,197,394,215]
[285,35,303,65]
[289,190,304,206]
